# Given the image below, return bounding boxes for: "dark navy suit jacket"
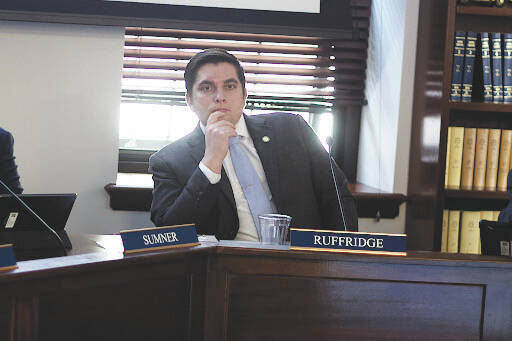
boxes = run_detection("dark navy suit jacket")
[0,127,23,194]
[149,113,358,240]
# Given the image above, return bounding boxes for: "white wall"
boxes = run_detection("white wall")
[357,0,420,234]
[0,21,151,234]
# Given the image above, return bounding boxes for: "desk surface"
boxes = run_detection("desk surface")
[9,234,512,275]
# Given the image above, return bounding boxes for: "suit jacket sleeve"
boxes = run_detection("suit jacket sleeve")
[296,116,358,231]
[0,129,23,194]
[149,151,222,234]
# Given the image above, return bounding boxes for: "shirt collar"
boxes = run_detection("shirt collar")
[199,114,249,138]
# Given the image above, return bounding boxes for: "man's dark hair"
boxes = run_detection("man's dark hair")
[184,48,246,95]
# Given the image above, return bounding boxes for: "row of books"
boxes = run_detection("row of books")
[441,210,500,254]
[450,31,512,103]
[445,126,512,191]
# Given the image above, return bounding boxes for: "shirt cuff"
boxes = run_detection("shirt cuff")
[199,162,221,184]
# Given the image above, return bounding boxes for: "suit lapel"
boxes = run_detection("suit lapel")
[245,114,279,204]
[187,124,236,208]
[187,125,205,164]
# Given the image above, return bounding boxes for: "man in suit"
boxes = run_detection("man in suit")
[149,48,357,240]
[0,127,23,194]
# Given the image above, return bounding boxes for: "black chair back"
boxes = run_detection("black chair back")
[479,220,512,256]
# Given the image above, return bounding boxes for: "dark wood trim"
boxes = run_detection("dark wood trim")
[104,182,406,219]
[444,191,508,212]
[348,183,406,219]
[455,5,512,33]
[449,102,512,112]
[332,104,362,183]
[104,183,152,211]
[406,0,449,251]
[445,189,509,200]
[457,5,512,16]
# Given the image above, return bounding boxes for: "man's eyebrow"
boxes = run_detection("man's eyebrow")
[197,80,214,87]
[224,78,239,84]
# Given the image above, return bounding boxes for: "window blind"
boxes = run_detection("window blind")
[118,0,371,173]
[122,0,370,111]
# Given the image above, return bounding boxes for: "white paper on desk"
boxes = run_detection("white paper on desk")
[95,235,125,253]
[198,235,218,243]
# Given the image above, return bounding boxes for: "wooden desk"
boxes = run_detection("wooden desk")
[2,235,512,340]
[1,235,214,341]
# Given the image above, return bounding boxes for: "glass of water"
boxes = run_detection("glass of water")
[258,214,292,245]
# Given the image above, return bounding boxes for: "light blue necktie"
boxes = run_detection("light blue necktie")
[229,135,274,239]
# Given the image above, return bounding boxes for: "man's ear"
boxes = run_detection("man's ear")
[185,92,192,107]
[243,88,248,101]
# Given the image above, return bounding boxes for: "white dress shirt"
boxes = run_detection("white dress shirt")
[199,115,276,241]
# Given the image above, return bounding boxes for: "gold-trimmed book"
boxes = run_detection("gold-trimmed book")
[473,128,489,191]
[441,210,449,252]
[446,127,465,190]
[459,211,480,254]
[447,210,461,253]
[497,130,512,191]
[485,129,501,191]
[461,128,477,190]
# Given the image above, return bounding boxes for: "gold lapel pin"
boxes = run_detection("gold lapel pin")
[262,136,270,143]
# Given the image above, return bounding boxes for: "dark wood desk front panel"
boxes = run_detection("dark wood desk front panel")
[205,247,512,341]
[0,235,213,341]
[2,236,512,340]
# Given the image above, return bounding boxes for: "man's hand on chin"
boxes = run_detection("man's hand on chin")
[201,111,237,174]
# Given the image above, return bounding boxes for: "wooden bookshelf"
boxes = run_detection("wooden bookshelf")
[406,0,512,251]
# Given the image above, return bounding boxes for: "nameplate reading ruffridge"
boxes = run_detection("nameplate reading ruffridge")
[120,224,199,254]
[290,229,407,256]
[0,244,17,271]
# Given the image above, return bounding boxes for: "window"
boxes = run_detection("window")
[118,1,370,181]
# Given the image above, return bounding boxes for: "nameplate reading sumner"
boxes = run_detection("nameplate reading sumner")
[0,244,17,271]
[120,224,199,254]
[290,229,406,256]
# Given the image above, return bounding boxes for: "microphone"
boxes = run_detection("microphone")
[326,136,348,231]
[0,178,67,255]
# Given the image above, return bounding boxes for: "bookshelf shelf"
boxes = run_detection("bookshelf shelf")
[455,6,512,33]
[448,102,512,112]
[445,189,508,200]
[457,5,512,17]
